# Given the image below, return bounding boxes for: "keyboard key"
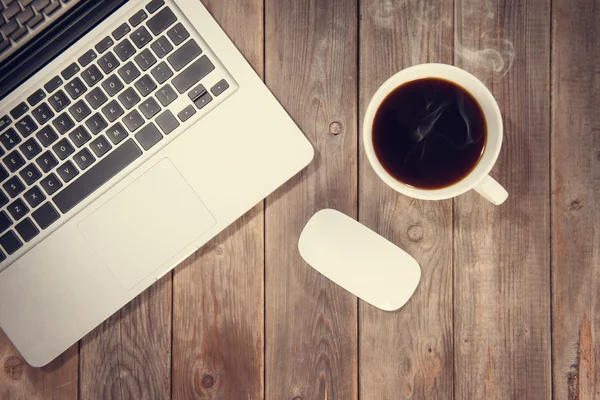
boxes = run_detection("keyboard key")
[112,23,131,41]
[7,198,29,221]
[69,126,91,147]
[19,138,42,160]
[81,65,103,87]
[0,39,10,55]
[4,2,21,20]
[52,138,74,160]
[123,110,144,132]
[40,173,62,195]
[0,230,22,255]
[52,112,75,134]
[36,126,59,147]
[16,115,38,137]
[57,160,79,183]
[98,51,120,74]
[16,7,35,25]
[118,87,141,110]
[106,123,128,145]
[36,150,58,172]
[131,26,152,49]
[155,84,177,106]
[167,39,201,72]
[134,74,157,97]
[53,139,142,213]
[85,113,108,135]
[0,190,7,207]
[85,88,108,109]
[151,61,173,84]
[32,202,59,229]
[1,20,18,38]
[44,76,63,93]
[61,62,81,80]
[129,9,148,27]
[177,105,195,122]
[1,128,21,150]
[118,61,141,84]
[10,102,29,120]
[167,23,189,46]
[146,0,165,13]
[10,26,28,42]
[73,148,95,170]
[48,90,70,112]
[27,89,47,106]
[139,97,161,119]
[19,163,42,185]
[151,36,173,58]
[95,36,114,54]
[3,176,25,198]
[147,7,176,35]
[134,48,157,71]
[90,135,112,157]
[155,110,179,135]
[135,122,162,150]
[102,100,124,122]
[101,74,124,97]
[43,1,60,16]
[114,39,136,61]
[78,49,97,67]
[0,115,11,133]
[0,212,12,234]
[24,186,45,208]
[211,79,230,97]
[65,77,87,99]
[33,0,51,13]
[194,92,213,110]
[0,166,8,183]
[68,100,91,122]
[172,56,215,93]
[188,83,206,101]
[3,151,25,172]
[26,13,44,29]
[16,218,39,242]
[31,103,54,125]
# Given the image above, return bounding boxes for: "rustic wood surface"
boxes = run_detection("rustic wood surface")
[0,0,598,399]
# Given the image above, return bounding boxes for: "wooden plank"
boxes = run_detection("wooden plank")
[551,0,600,398]
[453,0,551,398]
[358,1,454,399]
[171,0,265,398]
[264,0,358,398]
[0,335,77,400]
[79,277,172,399]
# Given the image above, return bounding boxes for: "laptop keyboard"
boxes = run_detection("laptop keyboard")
[0,0,235,264]
[0,0,83,64]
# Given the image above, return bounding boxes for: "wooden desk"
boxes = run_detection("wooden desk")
[1,0,598,398]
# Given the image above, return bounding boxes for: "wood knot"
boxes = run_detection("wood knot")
[407,225,423,242]
[568,199,583,211]
[427,346,432,353]
[4,356,24,380]
[328,121,342,135]
[215,245,225,255]
[201,374,215,389]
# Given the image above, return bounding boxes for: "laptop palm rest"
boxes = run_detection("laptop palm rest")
[79,158,216,290]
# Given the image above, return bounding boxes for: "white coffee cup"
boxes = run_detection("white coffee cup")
[363,64,508,205]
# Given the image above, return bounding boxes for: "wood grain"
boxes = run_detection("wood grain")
[453,0,552,398]
[79,277,172,399]
[551,0,600,398]
[358,1,454,399]
[171,0,265,399]
[264,0,358,398]
[0,335,77,400]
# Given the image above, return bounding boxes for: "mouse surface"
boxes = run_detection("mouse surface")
[298,209,421,311]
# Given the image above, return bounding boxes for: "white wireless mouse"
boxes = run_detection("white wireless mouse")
[298,209,421,311]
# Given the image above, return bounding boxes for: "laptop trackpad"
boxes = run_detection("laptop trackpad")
[79,159,216,290]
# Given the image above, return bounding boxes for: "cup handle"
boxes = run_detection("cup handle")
[474,175,508,205]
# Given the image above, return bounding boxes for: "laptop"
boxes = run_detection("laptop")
[0,0,313,367]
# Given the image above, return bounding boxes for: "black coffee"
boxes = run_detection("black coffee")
[372,78,486,189]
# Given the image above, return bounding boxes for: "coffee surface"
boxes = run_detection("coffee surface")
[372,78,487,189]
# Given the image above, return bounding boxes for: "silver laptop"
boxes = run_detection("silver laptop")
[0,0,313,366]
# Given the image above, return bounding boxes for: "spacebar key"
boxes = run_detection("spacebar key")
[53,139,142,213]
